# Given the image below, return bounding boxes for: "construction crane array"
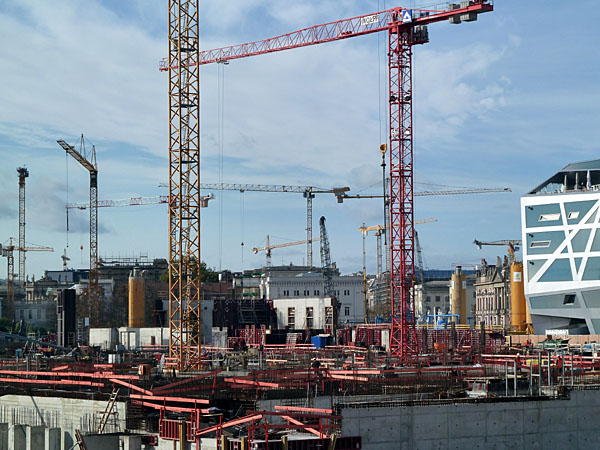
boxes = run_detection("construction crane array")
[252,235,321,267]
[360,218,437,321]
[163,0,494,362]
[160,182,349,268]
[57,135,99,328]
[66,193,214,210]
[337,187,511,202]
[0,238,53,319]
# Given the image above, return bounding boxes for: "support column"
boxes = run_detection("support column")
[8,425,25,450]
[25,426,45,450]
[0,423,8,450]
[44,428,60,450]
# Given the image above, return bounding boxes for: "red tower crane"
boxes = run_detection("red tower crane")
[162,1,494,361]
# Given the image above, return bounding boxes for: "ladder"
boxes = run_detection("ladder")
[74,429,87,450]
[97,388,120,433]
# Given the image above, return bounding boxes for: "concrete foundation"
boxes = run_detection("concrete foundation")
[341,389,600,449]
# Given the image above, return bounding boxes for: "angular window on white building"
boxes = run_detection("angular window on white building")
[563,294,576,305]
[530,241,551,248]
[539,213,561,222]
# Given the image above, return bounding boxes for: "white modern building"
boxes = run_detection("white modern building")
[522,160,600,334]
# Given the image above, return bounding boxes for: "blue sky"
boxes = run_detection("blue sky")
[0,0,599,279]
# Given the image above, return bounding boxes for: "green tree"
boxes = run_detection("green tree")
[160,261,219,283]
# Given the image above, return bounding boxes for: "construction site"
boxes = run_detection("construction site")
[1,0,600,449]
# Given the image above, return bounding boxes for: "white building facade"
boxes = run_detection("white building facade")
[522,160,600,334]
[259,266,365,325]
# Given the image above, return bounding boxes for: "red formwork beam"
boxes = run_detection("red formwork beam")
[129,393,209,404]
[0,377,104,387]
[196,414,263,437]
[152,370,222,394]
[108,378,153,395]
[0,369,138,380]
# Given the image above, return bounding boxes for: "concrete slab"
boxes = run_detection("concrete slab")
[486,409,524,436]
[412,410,448,440]
[447,412,486,439]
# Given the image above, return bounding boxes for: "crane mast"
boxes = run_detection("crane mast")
[17,167,29,286]
[57,136,98,328]
[162,1,493,359]
[168,0,202,371]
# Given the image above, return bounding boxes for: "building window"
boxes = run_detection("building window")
[530,240,551,248]
[564,294,576,305]
[539,213,560,222]
[314,290,320,296]
[283,290,289,296]
[345,306,350,316]
[445,296,449,302]
[344,290,350,296]
[425,296,431,303]
[306,307,314,328]
[288,307,295,327]
[294,290,300,296]
[325,307,333,326]
[568,211,580,220]
[304,290,309,296]
[435,296,441,302]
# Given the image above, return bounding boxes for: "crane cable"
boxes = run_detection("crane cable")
[240,191,244,264]
[217,61,226,272]
[65,150,69,248]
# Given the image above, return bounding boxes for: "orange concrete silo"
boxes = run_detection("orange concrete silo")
[451,266,467,325]
[510,262,528,332]
[128,267,145,328]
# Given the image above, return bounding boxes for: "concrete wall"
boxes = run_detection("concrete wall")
[0,395,126,447]
[341,389,600,450]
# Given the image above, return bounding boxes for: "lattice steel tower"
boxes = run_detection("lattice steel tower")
[17,167,28,286]
[168,0,202,370]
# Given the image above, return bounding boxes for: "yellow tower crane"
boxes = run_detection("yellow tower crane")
[252,235,321,267]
